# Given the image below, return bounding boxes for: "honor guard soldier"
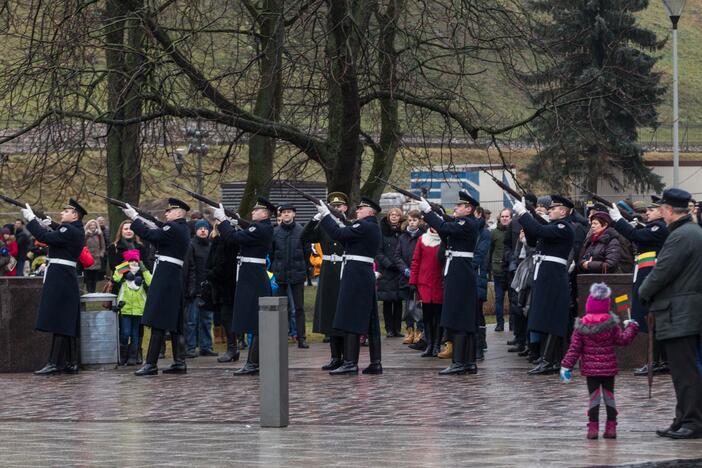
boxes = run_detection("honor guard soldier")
[301,192,350,371]
[609,196,669,375]
[317,197,382,375]
[214,197,275,376]
[418,191,482,375]
[513,195,575,375]
[122,198,191,376]
[23,199,87,375]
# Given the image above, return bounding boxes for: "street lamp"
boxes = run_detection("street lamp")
[662,0,686,188]
[172,125,209,212]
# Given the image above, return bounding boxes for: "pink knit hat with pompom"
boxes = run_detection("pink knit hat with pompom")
[586,282,611,315]
[122,249,141,262]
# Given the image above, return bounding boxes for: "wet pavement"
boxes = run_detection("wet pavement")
[1,329,700,467]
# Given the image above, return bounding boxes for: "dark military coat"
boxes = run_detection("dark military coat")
[27,219,84,337]
[612,218,668,331]
[423,210,482,333]
[518,213,574,337]
[131,217,191,333]
[219,218,273,334]
[302,216,346,336]
[320,214,381,335]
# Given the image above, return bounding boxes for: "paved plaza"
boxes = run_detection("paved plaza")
[0,329,701,467]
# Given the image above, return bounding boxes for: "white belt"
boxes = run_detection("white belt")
[533,254,568,280]
[44,258,78,284]
[155,255,184,267]
[236,256,267,281]
[340,254,375,279]
[48,258,77,268]
[322,254,344,263]
[443,250,474,276]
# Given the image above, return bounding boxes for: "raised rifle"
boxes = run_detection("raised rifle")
[373,176,448,217]
[573,184,640,225]
[0,194,60,228]
[478,170,548,225]
[89,192,164,228]
[282,182,346,220]
[171,183,251,228]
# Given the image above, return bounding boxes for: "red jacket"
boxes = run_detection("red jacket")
[409,233,444,304]
[561,312,638,377]
[3,240,18,276]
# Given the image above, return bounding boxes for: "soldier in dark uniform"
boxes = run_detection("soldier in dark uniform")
[513,195,575,375]
[213,197,275,376]
[418,191,483,375]
[316,197,382,375]
[23,199,87,375]
[301,192,349,371]
[122,198,191,376]
[609,195,669,375]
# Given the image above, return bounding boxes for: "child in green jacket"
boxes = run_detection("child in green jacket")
[113,249,151,365]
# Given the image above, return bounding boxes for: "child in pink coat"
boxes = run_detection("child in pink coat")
[560,282,639,440]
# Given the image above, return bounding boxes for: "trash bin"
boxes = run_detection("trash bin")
[80,292,119,366]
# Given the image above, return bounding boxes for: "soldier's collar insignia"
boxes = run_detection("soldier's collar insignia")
[352,223,360,228]
[558,223,565,229]
[163,225,171,231]
[248,226,256,232]
[458,220,465,225]
[651,226,659,231]
[59,227,67,233]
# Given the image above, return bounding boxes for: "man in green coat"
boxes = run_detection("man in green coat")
[639,188,702,440]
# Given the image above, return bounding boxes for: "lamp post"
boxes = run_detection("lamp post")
[173,124,209,212]
[662,0,686,188]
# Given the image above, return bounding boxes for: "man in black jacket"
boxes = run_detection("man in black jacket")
[184,219,217,357]
[271,204,311,348]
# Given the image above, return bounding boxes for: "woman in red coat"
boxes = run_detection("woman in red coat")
[2,228,18,276]
[409,227,444,357]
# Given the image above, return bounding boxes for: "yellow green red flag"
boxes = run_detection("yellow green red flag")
[614,294,630,313]
[637,251,657,269]
[116,261,130,275]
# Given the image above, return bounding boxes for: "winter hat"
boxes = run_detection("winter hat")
[536,195,552,208]
[122,249,141,262]
[586,282,611,315]
[194,219,211,232]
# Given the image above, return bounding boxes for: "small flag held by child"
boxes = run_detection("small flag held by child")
[615,294,630,319]
[116,261,130,275]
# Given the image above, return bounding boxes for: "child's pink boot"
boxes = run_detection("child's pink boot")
[587,421,599,439]
[603,420,617,439]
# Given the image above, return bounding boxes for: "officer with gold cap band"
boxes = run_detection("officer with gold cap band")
[316,197,383,375]
[214,197,275,375]
[609,195,669,375]
[302,191,350,371]
[123,198,191,376]
[22,199,87,375]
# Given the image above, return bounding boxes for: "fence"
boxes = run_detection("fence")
[640,123,702,152]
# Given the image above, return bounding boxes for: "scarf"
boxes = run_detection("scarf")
[421,230,441,247]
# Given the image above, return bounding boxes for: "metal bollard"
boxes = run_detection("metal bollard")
[259,296,289,428]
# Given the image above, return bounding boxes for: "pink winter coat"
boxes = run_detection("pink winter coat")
[561,312,638,377]
[409,233,444,304]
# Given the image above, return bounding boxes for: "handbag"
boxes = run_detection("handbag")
[403,296,423,322]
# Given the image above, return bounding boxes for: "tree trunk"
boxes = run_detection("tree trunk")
[361,0,403,201]
[104,0,144,241]
[239,0,284,215]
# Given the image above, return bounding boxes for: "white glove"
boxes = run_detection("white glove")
[623,319,638,327]
[21,203,36,222]
[417,197,431,213]
[39,216,52,228]
[513,197,527,216]
[226,216,238,226]
[316,202,331,217]
[313,213,322,222]
[122,203,138,220]
[608,204,622,222]
[138,217,158,230]
[213,203,227,222]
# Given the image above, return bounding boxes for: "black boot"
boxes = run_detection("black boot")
[363,335,383,374]
[528,335,559,375]
[218,329,240,363]
[136,329,162,376]
[234,335,259,375]
[35,335,63,375]
[421,321,434,357]
[322,336,344,370]
[480,327,487,351]
[439,333,467,375]
[62,337,80,374]
[330,333,359,375]
[163,333,187,374]
[465,333,478,374]
[476,328,485,361]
